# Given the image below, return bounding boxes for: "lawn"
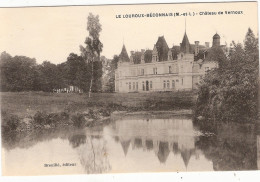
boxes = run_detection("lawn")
[1,91,197,117]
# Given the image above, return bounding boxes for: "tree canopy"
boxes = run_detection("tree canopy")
[195,28,259,123]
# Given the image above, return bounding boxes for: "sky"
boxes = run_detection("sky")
[0,2,258,64]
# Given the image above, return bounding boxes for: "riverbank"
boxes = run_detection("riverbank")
[1,91,197,134]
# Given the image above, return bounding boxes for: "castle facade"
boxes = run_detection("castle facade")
[115,32,223,93]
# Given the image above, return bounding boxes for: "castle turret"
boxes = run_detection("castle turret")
[180,32,192,54]
[212,33,220,47]
[119,44,130,62]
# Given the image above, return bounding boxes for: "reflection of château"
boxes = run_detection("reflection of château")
[111,116,201,167]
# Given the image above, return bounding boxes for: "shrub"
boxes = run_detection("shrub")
[1,113,20,133]
[71,113,86,128]
[33,111,48,126]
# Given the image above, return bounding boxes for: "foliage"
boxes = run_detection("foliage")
[0,13,104,93]
[103,55,119,92]
[80,13,103,97]
[71,113,87,128]
[195,28,259,123]
[0,53,38,91]
[1,112,20,134]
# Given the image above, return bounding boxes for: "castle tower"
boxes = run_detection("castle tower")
[212,33,220,47]
[180,32,192,54]
[119,44,130,62]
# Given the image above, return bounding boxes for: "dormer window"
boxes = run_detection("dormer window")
[169,66,172,73]
[141,69,145,75]
[153,67,157,74]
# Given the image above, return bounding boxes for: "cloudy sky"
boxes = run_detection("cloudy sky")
[0,2,258,64]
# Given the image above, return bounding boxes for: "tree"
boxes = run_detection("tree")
[0,53,37,91]
[80,13,103,97]
[195,28,259,123]
[107,55,119,92]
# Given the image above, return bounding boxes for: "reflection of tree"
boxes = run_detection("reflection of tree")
[196,123,257,170]
[145,140,153,151]
[76,136,111,174]
[69,134,86,148]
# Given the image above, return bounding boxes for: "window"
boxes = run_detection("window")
[150,81,153,89]
[163,80,166,89]
[180,65,183,72]
[172,80,175,88]
[120,81,122,87]
[167,80,170,88]
[153,67,157,74]
[142,81,145,91]
[182,78,184,85]
[133,82,135,90]
[129,82,131,90]
[169,66,172,73]
[119,71,122,77]
[141,69,145,75]
[136,82,138,90]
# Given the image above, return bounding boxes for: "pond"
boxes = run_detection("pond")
[2,112,260,175]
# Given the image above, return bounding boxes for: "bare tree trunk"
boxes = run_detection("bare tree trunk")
[88,59,94,98]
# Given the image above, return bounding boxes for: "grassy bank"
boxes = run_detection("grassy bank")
[1,91,197,117]
[1,91,197,134]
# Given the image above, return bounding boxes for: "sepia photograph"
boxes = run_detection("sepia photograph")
[0,1,259,177]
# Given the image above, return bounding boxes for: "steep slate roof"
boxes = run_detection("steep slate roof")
[144,50,153,63]
[180,32,193,54]
[119,44,130,62]
[155,36,169,61]
[131,49,153,64]
[213,33,220,39]
[171,45,181,60]
[132,51,142,64]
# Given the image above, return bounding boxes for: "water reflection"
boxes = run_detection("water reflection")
[2,113,259,175]
[107,115,201,169]
[257,124,260,170]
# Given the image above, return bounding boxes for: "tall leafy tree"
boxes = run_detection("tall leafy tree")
[0,53,37,91]
[195,28,259,123]
[80,13,103,97]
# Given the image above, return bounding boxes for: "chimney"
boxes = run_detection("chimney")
[205,42,210,48]
[141,49,145,63]
[195,41,199,56]
[130,51,134,64]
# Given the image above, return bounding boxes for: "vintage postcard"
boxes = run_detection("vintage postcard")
[0,1,259,176]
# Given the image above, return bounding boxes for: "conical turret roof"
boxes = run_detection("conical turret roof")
[180,32,192,54]
[119,44,130,62]
[155,36,169,61]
